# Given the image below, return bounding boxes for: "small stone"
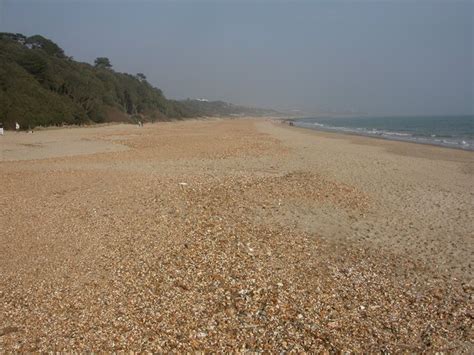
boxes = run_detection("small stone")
[197,332,207,338]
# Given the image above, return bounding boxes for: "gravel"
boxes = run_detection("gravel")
[0,119,472,351]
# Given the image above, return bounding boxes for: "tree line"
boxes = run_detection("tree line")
[0,33,275,129]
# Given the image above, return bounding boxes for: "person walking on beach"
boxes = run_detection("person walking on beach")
[15,122,20,132]
[0,122,4,136]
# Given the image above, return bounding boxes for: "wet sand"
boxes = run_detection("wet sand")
[0,118,472,351]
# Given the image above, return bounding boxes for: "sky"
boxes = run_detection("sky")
[0,0,472,115]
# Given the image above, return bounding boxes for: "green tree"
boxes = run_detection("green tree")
[94,57,112,69]
[17,51,48,78]
[26,35,65,58]
[136,73,147,82]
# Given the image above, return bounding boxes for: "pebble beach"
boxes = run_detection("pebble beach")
[0,118,472,351]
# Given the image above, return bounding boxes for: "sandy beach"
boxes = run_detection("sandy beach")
[0,118,472,351]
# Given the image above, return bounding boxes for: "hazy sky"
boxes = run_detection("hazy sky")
[1,0,472,115]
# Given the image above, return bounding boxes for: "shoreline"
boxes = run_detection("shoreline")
[275,119,474,164]
[280,118,474,152]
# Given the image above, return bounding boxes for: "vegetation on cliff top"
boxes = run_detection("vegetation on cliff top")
[0,33,275,129]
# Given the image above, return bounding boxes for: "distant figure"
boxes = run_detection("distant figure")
[0,122,4,136]
[289,121,294,126]
[138,120,143,127]
[15,122,20,131]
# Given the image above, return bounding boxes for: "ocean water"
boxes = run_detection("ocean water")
[293,115,474,151]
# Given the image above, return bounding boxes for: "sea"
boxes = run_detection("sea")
[292,115,474,151]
